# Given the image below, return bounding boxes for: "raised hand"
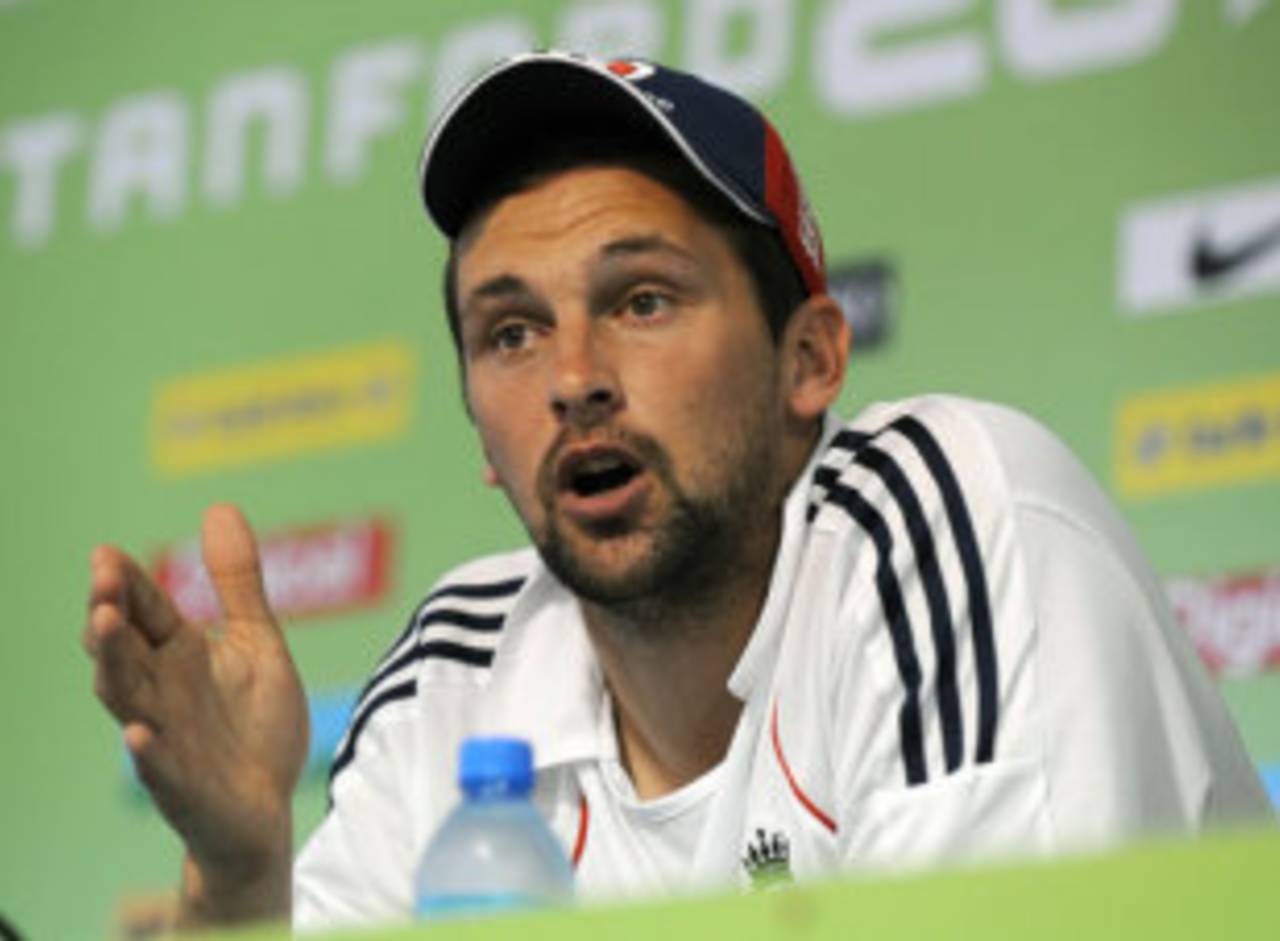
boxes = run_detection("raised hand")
[84,504,308,926]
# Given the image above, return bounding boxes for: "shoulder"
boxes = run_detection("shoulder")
[298,548,542,927]
[798,395,1131,803]
[822,395,1171,631]
[327,547,539,789]
[811,395,1054,503]
[806,394,1118,567]
[800,398,1020,784]
[808,398,1270,843]
[804,395,1028,588]
[398,548,540,677]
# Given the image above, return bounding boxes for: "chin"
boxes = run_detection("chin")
[538,529,667,605]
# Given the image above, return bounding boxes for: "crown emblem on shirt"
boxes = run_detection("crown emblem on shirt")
[742,828,793,889]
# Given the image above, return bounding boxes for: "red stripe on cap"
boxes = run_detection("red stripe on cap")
[571,793,589,867]
[762,121,826,296]
[770,700,837,834]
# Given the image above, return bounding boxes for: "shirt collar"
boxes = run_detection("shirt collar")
[472,562,606,771]
[727,412,840,699]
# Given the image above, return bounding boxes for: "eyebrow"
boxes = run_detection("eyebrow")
[460,273,535,317]
[600,234,699,266]
[460,235,702,320]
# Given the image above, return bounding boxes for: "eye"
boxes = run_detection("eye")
[623,289,672,320]
[490,321,533,352]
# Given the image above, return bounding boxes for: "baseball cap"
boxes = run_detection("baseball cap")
[418,50,826,297]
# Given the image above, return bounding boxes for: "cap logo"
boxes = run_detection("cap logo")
[605,59,656,82]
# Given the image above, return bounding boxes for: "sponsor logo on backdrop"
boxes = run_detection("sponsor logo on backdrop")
[152,516,393,625]
[148,340,414,476]
[1114,371,1280,498]
[1118,176,1280,316]
[1167,568,1280,677]
[827,258,895,351]
[3,0,1264,249]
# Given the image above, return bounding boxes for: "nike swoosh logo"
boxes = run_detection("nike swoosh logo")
[1191,217,1280,282]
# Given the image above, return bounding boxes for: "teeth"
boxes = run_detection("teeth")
[576,455,625,475]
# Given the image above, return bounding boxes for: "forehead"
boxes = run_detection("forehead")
[455,165,732,282]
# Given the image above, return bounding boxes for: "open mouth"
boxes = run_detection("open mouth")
[549,440,655,525]
[563,451,642,498]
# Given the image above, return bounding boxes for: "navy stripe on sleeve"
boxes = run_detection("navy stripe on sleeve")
[822,480,928,786]
[327,575,526,798]
[890,415,999,764]
[813,410,1000,781]
[424,576,527,604]
[328,679,417,796]
[851,444,964,773]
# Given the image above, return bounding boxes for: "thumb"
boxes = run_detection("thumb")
[202,503,274,624]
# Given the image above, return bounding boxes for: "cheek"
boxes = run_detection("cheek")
[627,344,777,472]
[471,387,547,503]
[646,342,773,420]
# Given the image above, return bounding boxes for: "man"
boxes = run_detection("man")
[84,52,1271,931]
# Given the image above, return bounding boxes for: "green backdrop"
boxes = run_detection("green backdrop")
[2,2,1277,938]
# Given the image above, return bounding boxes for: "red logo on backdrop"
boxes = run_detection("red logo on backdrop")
[1167,569,1280,677]
[152,517,393,625]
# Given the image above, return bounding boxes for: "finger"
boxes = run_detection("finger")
[123,720,176,799]
[201,503,275,625]
[88,544,130,610]
[90,603,156,723]
[90,544,184,647]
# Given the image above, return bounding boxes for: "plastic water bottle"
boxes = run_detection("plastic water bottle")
[414,736,574,919]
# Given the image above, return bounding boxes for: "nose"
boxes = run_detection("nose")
[548,325,622,427]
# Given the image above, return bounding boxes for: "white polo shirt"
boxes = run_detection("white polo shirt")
[293,396,1271,931]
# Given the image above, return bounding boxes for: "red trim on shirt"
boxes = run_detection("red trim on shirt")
[571,793,589,867]
[771,700,837,834]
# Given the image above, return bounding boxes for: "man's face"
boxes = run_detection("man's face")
[454,165,790,608]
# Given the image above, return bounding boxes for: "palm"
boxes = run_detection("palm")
[153,614,307,867]
[90,505,309,875]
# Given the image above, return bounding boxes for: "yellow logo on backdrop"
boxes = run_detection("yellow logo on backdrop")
[1115,371,1280,498]
[150,340,415,476]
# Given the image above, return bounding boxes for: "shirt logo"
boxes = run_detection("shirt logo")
[741,828,793,889]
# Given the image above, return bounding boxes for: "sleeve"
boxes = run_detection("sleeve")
[292,698,427,932]
[827,397,1271,872]
[291,550,530,931]
[1015,497,1273,843]
[822,399,1056,869]
[973,399,1271,841]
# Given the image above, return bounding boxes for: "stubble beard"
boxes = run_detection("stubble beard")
[532,418,782,629]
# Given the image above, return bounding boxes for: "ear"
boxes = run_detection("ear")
[780,294,851,421]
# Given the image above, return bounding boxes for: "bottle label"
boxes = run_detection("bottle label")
[416,892,543,920]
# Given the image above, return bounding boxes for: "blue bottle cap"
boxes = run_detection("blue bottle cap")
[458,736,535,797]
